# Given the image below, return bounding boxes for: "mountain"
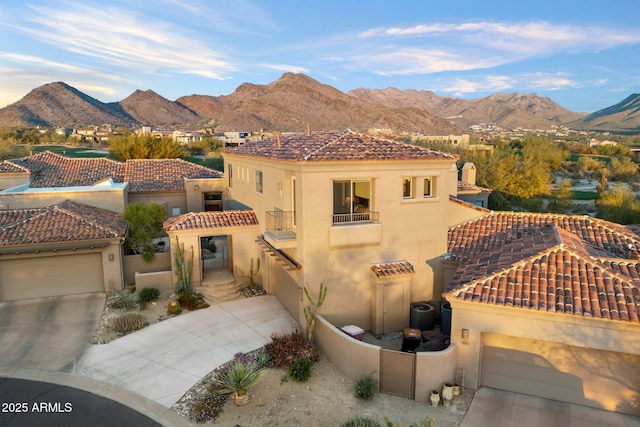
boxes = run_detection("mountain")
[177,73,459,134]
[349,88,585,130]
[119,89,201,127]
[566,94,640,133]
[0,82,134,128]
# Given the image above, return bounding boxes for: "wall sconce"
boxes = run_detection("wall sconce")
[109,253,115,261]
[193,184,200,189]
[277,182,282,191]
[461,328,469,340]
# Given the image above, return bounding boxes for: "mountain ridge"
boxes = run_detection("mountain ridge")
[0,73,636,133]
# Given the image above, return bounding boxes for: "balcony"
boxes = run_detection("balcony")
[330,210,382,247]
[332,211,379,225]
[264,209,297,249]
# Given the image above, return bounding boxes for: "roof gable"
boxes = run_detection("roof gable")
[123,159,222,192]
[225,130,457,162]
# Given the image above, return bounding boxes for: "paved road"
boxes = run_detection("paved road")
[0,377,163,427]
[460,388,640,427]
[0,293,105,371]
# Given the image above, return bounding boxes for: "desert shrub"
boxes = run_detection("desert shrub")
[288,357,313,382]
[264,331,319,367]
[216,359,264,395]
[111,312,147,333]
[178,292,209,310]
[112,289,138,310]
[138,287,160,304]
[341,416,383,427]
[190,383,228,424]
[233,351,272,369]
[355,374,378,400]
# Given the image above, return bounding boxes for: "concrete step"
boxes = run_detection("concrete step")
[197,279,244,303]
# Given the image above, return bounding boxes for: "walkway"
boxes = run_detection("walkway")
[65,295,298,407]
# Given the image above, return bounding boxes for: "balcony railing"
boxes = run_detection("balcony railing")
[265,209,296,240]
[332,211,379,225]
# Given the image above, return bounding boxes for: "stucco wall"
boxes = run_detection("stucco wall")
[123,253,172,287]
[315,315,380,384]
[450,300,640,393]
[414,344,458,404]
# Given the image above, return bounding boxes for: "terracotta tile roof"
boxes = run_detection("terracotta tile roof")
[0,200,127,246]
[447,211,640,263]
[446,212,640,323]
[6,151,124,187]
[0,151,222,191]
[371,261,415,277]
[457,181,492,193]
[164,210,259,231]
[225,130,458,162]
[449,196,492,214]
[123,159,222,192]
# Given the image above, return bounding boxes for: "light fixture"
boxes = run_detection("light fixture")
[193,184,200,189]
[109,253,115,261]
[461,328,469,340]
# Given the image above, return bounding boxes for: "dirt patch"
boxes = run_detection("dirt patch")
[211,356,473,427]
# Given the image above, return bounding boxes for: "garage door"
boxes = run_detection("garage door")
[0,253,104,301]
[481,333,640,416]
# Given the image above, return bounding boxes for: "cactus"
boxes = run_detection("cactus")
[247,257,260,289]
[174,236,193,296]
[303,282,327,343]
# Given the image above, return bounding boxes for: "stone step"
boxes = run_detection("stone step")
[196,279,244,303]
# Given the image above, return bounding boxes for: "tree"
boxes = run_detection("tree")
[123,202,166,261]
[109,134,188,161]
[547,179,574,214]
[608,156,638,182]
[596,186,640,224]
[0,143,28,161]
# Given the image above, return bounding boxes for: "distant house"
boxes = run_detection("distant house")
[0,151,225,300]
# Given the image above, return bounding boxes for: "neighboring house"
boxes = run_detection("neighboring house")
[213,130,460,332]
[455,162,491,208]
[0,151,226,301]
[444,211,640,416]
[0,200,127,300]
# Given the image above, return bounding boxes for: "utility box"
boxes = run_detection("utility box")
[410,301,435,331]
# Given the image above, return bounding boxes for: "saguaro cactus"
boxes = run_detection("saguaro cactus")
[303,282,327,343]
[174,236,193,295]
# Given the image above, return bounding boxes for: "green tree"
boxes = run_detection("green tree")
[595,186,640,224]
[109,134,187,161]
[547,179,574,214]
[608,157,638,182]
[123,202,166,261]
[0,143,28,161]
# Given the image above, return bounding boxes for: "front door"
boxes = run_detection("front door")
[383,284,404,333]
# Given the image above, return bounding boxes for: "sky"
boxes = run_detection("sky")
[1,0,639,113]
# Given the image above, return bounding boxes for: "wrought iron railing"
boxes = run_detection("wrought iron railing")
[332,211,379,224]
[265,209,296,240]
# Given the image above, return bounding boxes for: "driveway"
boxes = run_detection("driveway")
[66,295,298,407]
[0,294,105,371]
[461,388,639,427]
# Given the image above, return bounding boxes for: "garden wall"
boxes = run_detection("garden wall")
[123,253,172,287]
[316,314,459,403]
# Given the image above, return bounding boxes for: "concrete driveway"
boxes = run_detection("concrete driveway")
[461,388,639,427]
[67,295,298,407]
[0,294,105,371]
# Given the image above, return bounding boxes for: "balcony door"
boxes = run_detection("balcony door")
[332,179,371,223]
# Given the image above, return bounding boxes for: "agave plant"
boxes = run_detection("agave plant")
[216,359,264,405]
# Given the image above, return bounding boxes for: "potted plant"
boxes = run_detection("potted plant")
[217,359,264,405]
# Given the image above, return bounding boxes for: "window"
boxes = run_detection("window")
[228,163,233,188]
[333,179,375,223]
[171,207,181,216]
[423,177,433,197]
[402,178,413,198]
[255,170,263,193]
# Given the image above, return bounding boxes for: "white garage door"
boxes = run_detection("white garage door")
[481,333,640,416]
[0,253,104,301]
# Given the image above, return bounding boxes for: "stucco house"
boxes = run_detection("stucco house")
[0,151,225,300]
[216,130,460,332]
[444,211,640,416]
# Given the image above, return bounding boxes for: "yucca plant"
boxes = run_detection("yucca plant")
[216,359,264,405]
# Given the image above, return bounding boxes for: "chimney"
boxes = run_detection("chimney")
[306,122,310,135]
[273,131,281,148]
[461,162,476,185]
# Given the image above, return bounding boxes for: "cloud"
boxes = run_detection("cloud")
[260,64,311,74]
[353,20,640,76]
[20,3,237,80]
[441,72,579,95]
